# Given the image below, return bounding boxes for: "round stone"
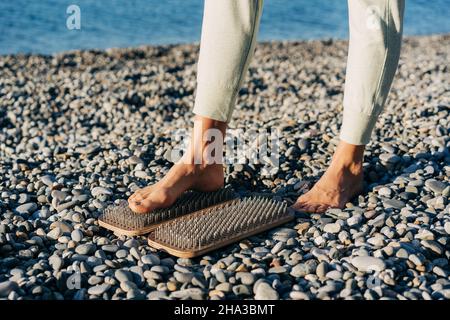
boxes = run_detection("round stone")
[15,203,38,215]
[351,256,386,272]
[254,282,279,300]
[71,229,83,242]
[88,283,110,296]
[236,272,255,285]
[323,223,341,234]
[141,254,160,265]
[75,243,96,255]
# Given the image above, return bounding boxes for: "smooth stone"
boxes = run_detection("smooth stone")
[421,240,443,255]
[41,175,55,186]
[141,254,160,265]
[18,193,30,204]
[425,179,446,194]
[129,266,145,286]
[379,153,401,164]
[144,270,162,281]
[116,249,128,259]
[51,190,68,202]
[233,284,251,296]
[316,261,328,278]
[378,187,392,197]
[0,281,19,298]
[49,255,63,272]
[326,270,343,280]
[396,248,409,259]
[408,254,425,266]
[290,291,310,300]
[268,266,287,274]
[323,223,341,234]
[254,282,279,300]
[214,270,227,283]
[73,194,89,203]
[56,200,79,212]
[47,227,61,240]
[271,241,285,254]
[124,238,139,248]
[115,269,133,283]
[35,209,51,219]
[215,283,232,293]
[75,243,96,255]
[15,203,38,214]
[236,272,255,285]
[433,266,447,277]
[102,244,119,253]
[88,276,103,285]
[87,283,110,296]
[444,222,450,235]
[50,221,73,233]
[130,247,141,260]
[351,256,386,272]
[270,228,297,242]
[347,215,363,227]
[91,187,113,197]
[120,281,138,292]
[290,263,315,278]
[170,288,204,300]
[147,291,168,300]
[382,198,406,209]
[151,265,169,274]
[174,271,193,283]
[71,229,83,242]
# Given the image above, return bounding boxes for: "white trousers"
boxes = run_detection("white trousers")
[193,0,405,145]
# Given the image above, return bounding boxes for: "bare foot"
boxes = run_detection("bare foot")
[292,141,365,213]
[128,162,224,213]
[128,116,226,213]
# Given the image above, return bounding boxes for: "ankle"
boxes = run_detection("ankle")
[331,141,365,176]
[181,115,227,168]
[331,153,363,173]
[178,156,220,173]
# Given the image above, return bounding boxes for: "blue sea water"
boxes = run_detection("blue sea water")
[0,0,449,55]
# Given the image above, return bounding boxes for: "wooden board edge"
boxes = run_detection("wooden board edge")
[147,213,295,258]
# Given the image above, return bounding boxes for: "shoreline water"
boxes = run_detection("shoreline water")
[0,34,449,300]
[1,33,449,58]
[2,0,450,55]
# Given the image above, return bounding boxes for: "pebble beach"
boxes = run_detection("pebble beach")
[0,34,449,300]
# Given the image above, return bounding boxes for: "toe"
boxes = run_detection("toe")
[292,194,310,209]
[128,188,176,214]
[128,192,143,208]
[132,186,154,198]
[128,193,137,202]
[300,203,321,213]
[128,188,144,202]
[291,201,306,211]
[128,197,155,214]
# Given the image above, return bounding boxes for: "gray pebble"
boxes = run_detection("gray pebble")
[88,283,110,296]
[141,254,160,265]
[254,282,279,300]
[15,202,37,215]
[351,256,386,272]
[91,187,113,197]
[0,281,19,298]
[236,272,255,285]
[75,243,96,255]
[71,229,83,242]
[115,269,133,283]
